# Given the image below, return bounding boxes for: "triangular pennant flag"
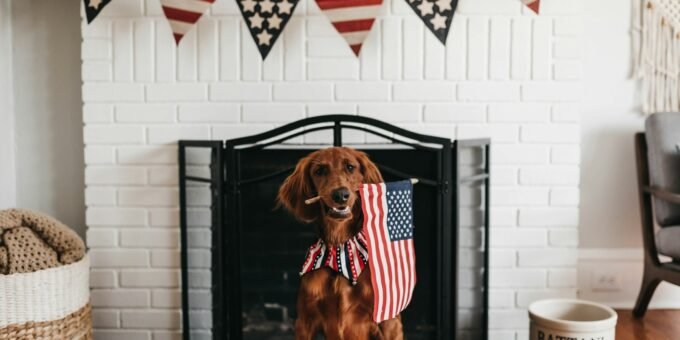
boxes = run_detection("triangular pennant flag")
[237,0,300,59]
[84,0,113,24]
[405,0,457,44]
[521,0,540,14]
[315,0,383,56]
[161,0,216,44]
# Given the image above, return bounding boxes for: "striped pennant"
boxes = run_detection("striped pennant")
[315,0,383,56]
[161,0,216,44]
[521,0,540,14]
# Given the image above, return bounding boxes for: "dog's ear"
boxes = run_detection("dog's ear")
[277,154,318,223]
[355,150,383,184]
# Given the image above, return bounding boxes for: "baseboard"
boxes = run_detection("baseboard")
[578,248,680,309]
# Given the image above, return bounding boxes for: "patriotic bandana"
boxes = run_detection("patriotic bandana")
[300,232,369,285]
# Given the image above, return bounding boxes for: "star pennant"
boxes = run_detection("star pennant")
[521,0,540,14]
[315,0,383,56]
[238,0,300,59]
[405,0,457,44]
[161,0,216,44]
[83,0,113,24]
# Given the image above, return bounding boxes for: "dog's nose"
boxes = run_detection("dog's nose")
[331,187,351,204]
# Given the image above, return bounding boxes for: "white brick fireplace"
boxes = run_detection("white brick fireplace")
[81,0,584,338]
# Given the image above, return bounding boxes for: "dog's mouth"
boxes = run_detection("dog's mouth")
[323,202,353,219]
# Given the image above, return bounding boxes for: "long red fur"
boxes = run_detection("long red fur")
[278,147,404,340]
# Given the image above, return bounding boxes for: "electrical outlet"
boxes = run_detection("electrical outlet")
[591,272,622,291]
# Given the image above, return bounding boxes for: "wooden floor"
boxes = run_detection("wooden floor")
[615,310,680,340]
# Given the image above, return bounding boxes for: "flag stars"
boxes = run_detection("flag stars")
[88,0,103,9]
[268,14,283,30]
[249,13,265,29]
[257,30,273,45]
[430,12,447,30]
[417,1,434,17]
[259,0,276,13]
[241,0,257,12]
[277,0,294,14]
[435,0,451,12]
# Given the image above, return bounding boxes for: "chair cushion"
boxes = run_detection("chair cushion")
[657,226,680,260]
[645,113,680,226]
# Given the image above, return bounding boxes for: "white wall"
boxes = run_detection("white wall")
[580,0,645,249]
[8,0,85,235]
[578,0,680,307]
[0,0,16,209]
[82,0,584,338]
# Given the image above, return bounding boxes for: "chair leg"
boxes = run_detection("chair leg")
[633,272,661,318]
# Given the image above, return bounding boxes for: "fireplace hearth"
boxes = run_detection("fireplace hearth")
[178,115,490,340]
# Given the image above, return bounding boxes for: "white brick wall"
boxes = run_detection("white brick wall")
[81,0,583,339]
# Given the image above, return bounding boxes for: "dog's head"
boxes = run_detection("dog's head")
[277,147,383,225]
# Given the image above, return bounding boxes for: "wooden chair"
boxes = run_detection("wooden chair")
[633,113,680,318]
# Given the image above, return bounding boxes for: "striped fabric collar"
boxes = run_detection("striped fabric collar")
[299,232,369,285]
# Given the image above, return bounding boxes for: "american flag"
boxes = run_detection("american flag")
[360,180,416,323]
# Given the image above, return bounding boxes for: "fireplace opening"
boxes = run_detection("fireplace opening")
[179,115,490,340]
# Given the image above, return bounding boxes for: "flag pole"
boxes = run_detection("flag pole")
[304,178,419,205]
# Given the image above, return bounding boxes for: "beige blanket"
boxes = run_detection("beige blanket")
[0,209,85,274]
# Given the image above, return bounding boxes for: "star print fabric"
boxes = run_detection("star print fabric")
[237,0,300,59]
[405,0,457,44]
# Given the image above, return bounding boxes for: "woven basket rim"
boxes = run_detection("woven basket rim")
[0,254,89,278]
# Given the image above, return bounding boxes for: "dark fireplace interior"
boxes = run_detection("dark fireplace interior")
[178,115,490,340]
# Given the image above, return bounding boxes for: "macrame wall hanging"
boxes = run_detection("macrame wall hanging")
[634,0,680,114]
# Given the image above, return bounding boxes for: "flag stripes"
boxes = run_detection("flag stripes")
[161,0,216,44]
[360,182,416,323]
[316,0,383,56]
[521,0,540,14]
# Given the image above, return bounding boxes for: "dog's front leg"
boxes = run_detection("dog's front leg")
[378,316,404,340]
[295,317,319,340]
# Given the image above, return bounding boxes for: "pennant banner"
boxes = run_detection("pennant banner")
[521,0,540,14]
[316,0,382,56]
[405,0,457,44]
[238,0,300,59]
[161,0,216,44]
[84,0,113,24]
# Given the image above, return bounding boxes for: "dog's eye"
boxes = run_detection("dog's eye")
[314,167,326,176]
[346,164,355,172]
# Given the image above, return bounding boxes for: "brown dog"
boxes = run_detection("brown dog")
[278,147,404,340]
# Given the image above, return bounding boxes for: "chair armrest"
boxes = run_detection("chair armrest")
[644,186,680,204]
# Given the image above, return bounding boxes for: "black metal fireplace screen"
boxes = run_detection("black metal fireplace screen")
[178,115,490,340]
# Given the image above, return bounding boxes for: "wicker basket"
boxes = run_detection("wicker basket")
[0,255,91,340]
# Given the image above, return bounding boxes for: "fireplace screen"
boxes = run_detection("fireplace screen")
[178,115,490,340]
